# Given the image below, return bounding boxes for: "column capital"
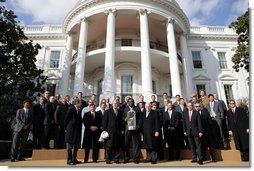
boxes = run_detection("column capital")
[167,17,175,24]
[104,8,116,16]
[79,17,88,24]
[139,9,151,15]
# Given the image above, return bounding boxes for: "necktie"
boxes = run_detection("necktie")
[91,112,95,120]
[25,109,28,119]
[189,111,192,121]
[114,109,118,116]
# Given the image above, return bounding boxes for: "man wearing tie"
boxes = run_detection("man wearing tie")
[207,94,226,149]
[64,98,82,165]
[11,100,33,162]
[163,102,180,161]
[227,100,249,161]
[143,103,160,164]
[83,104,102,163]
[103,100,124,164]
[183,102,203,165]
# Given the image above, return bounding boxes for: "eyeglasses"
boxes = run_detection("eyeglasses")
[229,103,235,104]
[195,106,201,107]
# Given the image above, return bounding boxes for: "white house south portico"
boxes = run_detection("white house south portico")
[24,0,249,105]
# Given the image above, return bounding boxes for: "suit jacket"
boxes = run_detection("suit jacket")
[103,108,124,148]
[163,110,179,137]
[227,107,249,150]
[123,105,142,131]
[183,110,202,137]
[64,106,82,144]
[33,103,45,126]
[14,108,33,132]
[174,105,187,120]
[207,101,224,119]
[44,102,56,125]
[83,111,102,148]
[142,110,160,149]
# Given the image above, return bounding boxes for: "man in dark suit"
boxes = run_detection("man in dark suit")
[173,94,181,107]
[183,102,203,165]
[103,100,124,164]
[77,92,88,110]
[64,98,82,165]
[11,100,33,162]
[143,103,160,164]
[33,96,46,149]
[227,100,249,161]
[163,102,180,161]
[123,98,142,164]
[194,103,217,162]
[44,96,56,149]
[150,95,160,109]
[83,103,102,163]
[174,98,189,149]
[207,94,226,149]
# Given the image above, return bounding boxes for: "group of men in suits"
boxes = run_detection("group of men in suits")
[10,90,249,164]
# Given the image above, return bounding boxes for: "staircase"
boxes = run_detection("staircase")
[32,140,241,161]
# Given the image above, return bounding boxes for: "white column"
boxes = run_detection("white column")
[140,9,153,102]
[73,18,88,95]
[60,32,73,96]
[166,18,182,97]
[180,34,193,99]
[101,9,116,102]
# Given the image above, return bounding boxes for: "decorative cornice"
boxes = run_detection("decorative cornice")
[63,0,190,33]
[26,34,66,40]
[187,34,238,41]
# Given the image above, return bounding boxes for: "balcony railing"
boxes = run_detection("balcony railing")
[190,26,236,34]
[72,39,182,63]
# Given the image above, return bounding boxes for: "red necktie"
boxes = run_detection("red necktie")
[91,113,95,120]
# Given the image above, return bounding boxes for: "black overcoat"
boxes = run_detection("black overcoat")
[142,110,159,149]
[227,107,249,150]
[64,106,82,145]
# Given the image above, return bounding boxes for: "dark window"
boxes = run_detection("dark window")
[50,51,60,68]
[192,51,202,68]
[196,84,206,97]
[121,75,133,100]
[47,83,56,95]
[152,80,156,94]
[121,39,132,46]
[224,84,234,105]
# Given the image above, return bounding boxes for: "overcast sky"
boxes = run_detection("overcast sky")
[3,0,249,26]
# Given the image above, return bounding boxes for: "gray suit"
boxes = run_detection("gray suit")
[207,101,226,148]
[11,108,33,160]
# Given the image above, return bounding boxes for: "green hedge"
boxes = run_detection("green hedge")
[0,141,12,159]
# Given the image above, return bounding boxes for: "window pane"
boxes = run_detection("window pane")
[121,75,133,93]
[196,84,206,97]
[224,84,234,104]
[50,51,60,68]
[218,52,228,69]
[47,83,56,95]
[192,51,202,68]
[121,39,132,46]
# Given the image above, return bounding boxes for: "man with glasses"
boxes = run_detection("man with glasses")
[227,100,249,161]
[194,103,217,162]
[183,102,203,165]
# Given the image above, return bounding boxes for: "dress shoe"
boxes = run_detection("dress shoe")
[151,161,157,164]
[198,160,203,165]
[83,160,88,163]
[106,160,111,164]
[67,162,75,165]
[114,160,120,164]
[11,159,16,162]
[212,159,217,162]
[191,159,197,163]
[74,160,82,164]
[17,158,25,161]
[93,160,98,163]
[134,160,139,164]
[145,159,151,163]
[123,159,129,163]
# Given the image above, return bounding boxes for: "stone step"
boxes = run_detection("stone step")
[32,148,241,161]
